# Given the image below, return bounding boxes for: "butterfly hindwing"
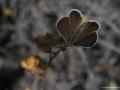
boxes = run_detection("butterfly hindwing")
[72,21,99,43]
[80,21,99,34]
[74,32,98,47]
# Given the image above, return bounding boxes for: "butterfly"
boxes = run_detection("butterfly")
[56,9,100,48]
[35,9,100,52]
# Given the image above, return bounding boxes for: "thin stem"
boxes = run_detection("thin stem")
[47,49,61,67]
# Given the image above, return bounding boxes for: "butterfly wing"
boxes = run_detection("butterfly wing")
[69,9,82,41]
[56,17,71,42]
[74,32,98,47]
[56,9,82,42]
[73,21,99,47]
[81,21,100,33]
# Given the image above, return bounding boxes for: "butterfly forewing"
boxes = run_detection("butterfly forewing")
[69,9,82,41]
[74,32,98,47]
[56,17,71,42]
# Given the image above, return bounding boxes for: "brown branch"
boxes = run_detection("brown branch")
[47,49,61,67]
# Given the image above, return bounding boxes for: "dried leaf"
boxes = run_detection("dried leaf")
[4,8,16,16]
[34,33,59,53]
[24,85,31,90]
[21,55,47,74]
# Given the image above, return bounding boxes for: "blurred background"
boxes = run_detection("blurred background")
[0,0,120,90]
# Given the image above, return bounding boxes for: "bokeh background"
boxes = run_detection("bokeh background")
[0,0,120,90]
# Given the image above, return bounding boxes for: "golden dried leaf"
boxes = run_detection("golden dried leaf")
[21,55,47,73]
[4,8,16,16]
[24,86,30,90]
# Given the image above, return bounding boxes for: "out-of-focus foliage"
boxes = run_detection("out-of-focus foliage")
[0,0,120,90]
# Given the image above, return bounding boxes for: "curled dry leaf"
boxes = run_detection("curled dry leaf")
[21,55,47,74]
[34,33,59,53]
